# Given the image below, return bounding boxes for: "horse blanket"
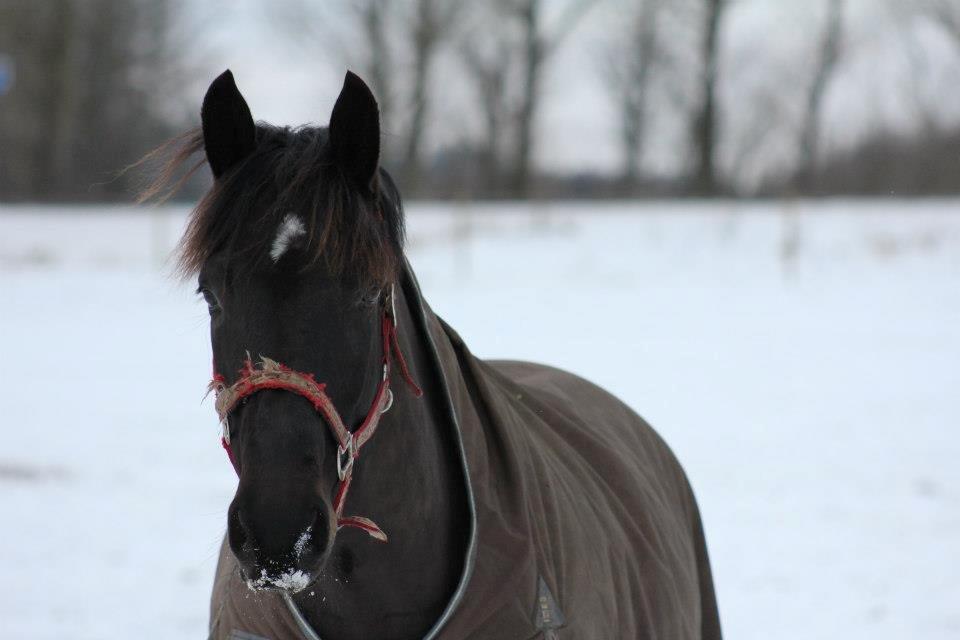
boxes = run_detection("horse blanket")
[209,265,722,639]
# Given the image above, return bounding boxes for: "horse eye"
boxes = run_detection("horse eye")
[199,287,220,314]
[361,287,383,307]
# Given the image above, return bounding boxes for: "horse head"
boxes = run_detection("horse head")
[189,70,407,591]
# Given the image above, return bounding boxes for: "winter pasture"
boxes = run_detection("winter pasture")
[1,199,958,639]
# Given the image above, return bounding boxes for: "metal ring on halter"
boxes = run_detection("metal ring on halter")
[221,417,230,444]
[336,432,355,481]
[380,388,394,415]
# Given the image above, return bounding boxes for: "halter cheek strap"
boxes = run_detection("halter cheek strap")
[208,292,422,542]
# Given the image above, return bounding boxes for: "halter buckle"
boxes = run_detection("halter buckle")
[337,432,356,481]
[380,388,394,414]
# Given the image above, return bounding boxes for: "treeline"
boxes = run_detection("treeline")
[0,0,183,201]
[271,0,960,199]
[276,0,724,199]
[3,0,960,202]
[767,125,960,197]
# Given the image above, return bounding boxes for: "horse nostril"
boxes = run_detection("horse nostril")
[227,505,252,559]
[226,497,332,581]
[298,508,330,560]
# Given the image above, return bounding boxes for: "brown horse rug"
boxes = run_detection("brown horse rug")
[209,264,722,639]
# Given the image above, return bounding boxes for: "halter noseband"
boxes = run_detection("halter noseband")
[208,286,422,542]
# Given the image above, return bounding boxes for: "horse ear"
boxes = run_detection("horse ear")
[201,70,256,179]
[328,71,380,191]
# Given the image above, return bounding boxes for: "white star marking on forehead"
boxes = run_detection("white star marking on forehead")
[270,214,307,262]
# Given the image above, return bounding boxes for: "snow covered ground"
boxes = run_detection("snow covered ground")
[1,199,958,639]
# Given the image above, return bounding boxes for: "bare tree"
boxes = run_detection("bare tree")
[402,0,463,188]
[692,0,726,195]
[795,0,845,191]
[459,33,512,194]
[602,0,663,189]
[272,1,397,137]
[515,0,594,197]
[358,0,397,136]
[510,0,545,197]
[0,0,186,200]
[273,0,461,190]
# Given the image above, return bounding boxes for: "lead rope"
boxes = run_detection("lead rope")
[211,285,422,542]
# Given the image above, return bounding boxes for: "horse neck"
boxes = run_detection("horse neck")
[299,284,470,640]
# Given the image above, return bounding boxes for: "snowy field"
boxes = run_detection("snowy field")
[1,199,958,639]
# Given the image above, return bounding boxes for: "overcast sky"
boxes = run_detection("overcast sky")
[182,0,960,181]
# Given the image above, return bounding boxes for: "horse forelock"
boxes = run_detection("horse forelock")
[141,124,405,288]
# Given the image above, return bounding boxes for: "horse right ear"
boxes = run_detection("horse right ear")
[328,71,380,191]
[201,70,256,179]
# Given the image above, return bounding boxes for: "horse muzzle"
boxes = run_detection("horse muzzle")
[227,494,333,593]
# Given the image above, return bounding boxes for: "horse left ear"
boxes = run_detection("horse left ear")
[329,71,380,191]
[201,70,256,179]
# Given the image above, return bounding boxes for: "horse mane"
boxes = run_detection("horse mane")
[137,124,405,288]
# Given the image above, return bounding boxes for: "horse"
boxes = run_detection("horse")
[148,70,722,640]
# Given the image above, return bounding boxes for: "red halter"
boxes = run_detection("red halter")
[208,289,422,542]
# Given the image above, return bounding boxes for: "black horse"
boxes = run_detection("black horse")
[151,70,722,640]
